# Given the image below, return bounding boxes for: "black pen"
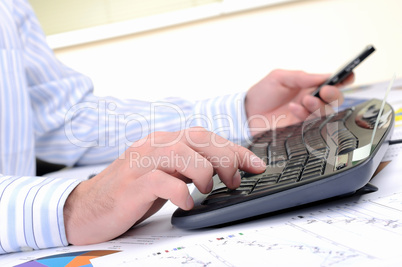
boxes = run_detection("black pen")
[312,45,375,98]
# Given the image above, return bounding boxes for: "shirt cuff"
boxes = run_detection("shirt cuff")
[191,92,252,146]
[0,175,80,254]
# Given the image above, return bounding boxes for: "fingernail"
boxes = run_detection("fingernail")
[232,171,241,187]
[186,195,194,209]
[250,155,266,168]
[206,179,214,193]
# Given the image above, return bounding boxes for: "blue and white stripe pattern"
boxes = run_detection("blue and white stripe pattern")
[0,0,249,254]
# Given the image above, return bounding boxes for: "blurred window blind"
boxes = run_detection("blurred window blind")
[29,0,221,35]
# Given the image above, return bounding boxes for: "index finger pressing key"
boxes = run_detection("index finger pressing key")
[180,128,266,188]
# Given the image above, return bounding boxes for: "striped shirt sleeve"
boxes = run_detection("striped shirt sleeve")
[0,176,80,254]
[34,92,251,167]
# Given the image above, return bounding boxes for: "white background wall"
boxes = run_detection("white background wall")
[53,0,402,102]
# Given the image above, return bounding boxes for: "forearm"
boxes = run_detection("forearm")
[190,92,251,145]
[36,92,251,167]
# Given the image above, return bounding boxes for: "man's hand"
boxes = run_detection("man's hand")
[245,69,353,136]
[63,127,266,246]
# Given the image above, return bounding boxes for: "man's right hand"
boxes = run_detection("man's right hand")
[63,127,266,246]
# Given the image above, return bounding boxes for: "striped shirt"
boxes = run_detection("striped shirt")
[0,0,250,254]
